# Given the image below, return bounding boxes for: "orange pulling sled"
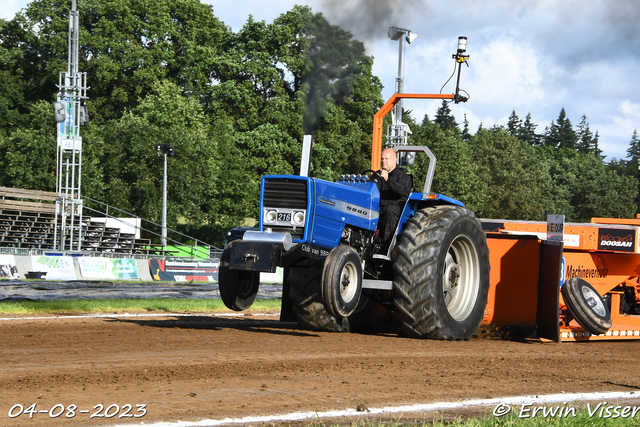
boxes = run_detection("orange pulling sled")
[482,217,640,342]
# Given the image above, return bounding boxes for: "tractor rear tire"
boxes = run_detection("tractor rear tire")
[561,277,612,335]
[219,245,260,311]
[279,267,297,322]
[393,205,490,340]
[288,267,349,332]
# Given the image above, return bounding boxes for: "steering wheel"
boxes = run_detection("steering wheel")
[361,169,383,184]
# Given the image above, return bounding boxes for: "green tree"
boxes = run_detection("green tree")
[434,100,459,132]
[217,5,383,182]
[0,100,57,190]
[212,14,301,134]
[626,129,640,162]
[576,114,594,155]
[0,18,26,131]
[470,127,545,220]
[311,104,368,181]
[94,81,252,235]
[461,113,471,141]
[566,152,635,221]
[593,131,604,159]
[520,113,540,146]
[534,146,582,219]
[0,0,232,122]
[506,110,521,137]
[544,108,577,150]
[408,115,484,210]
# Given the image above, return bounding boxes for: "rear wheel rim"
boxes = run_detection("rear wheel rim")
[443,235,480,321]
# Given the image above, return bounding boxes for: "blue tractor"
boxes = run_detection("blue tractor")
[219,41,490,340]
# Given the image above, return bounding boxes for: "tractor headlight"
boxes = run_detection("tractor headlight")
[292,211,305,226]
[264,210,277,224]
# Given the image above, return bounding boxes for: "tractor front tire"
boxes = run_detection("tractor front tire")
[393,206,490,340]
[219,245,260,311]
[321,245,363,318]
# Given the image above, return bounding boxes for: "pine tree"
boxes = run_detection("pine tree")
[461,113,471,141]
[507,110,522,137]
[520,113,540,146]
[626,129,640,162]
[576,114,594,155]
[544,108,577,150]
[593,131,604,159]
[434,100,459,132]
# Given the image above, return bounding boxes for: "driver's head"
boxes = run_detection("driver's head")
[381,148,397,172]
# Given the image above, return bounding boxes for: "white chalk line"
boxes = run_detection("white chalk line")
[0,312,278,321]
[105,391,640,427]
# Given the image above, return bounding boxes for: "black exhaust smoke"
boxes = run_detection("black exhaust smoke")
[317,0,429,41]
[299,9,368,135]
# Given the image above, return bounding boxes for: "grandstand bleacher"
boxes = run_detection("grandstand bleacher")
[0,187,152,254]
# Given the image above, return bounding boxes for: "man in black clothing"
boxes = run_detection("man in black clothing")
[376,148,412,249]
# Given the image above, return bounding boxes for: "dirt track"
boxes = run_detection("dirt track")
[1,313,640,426]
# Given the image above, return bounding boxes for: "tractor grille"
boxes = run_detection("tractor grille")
[263,178,308,240]
[263,179,307,209]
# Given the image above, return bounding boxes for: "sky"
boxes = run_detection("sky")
[3,0,640,160]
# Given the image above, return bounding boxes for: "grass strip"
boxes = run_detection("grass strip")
[305,405,640,426]
[0,298,282,315]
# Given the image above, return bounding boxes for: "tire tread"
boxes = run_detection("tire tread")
[392,205,490,340]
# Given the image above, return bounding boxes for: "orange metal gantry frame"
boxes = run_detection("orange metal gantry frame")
[370,93,454,172]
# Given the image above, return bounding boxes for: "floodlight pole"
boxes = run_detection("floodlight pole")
[161,152,168,246]
[387,27,417,150]
[156,143,174,246]
[395,34,405,127]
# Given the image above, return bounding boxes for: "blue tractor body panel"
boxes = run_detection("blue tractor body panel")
[311,178,380,249]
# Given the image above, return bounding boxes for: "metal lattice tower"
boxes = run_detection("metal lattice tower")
[54,0,88,251]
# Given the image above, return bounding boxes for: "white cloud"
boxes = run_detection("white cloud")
[596,101,640,160]
[620,101,640,121]
[469,38,549,108]
[0,0,25,20]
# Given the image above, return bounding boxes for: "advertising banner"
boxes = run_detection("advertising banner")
[78,257,140,280]
[57,97,77,140]
[31,256,76,281]
[149,259,219,282]
[0,255,20,279]
[598,228,636,252]
[260,268,284,284]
